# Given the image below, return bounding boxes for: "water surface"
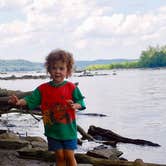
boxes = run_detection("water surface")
[0,69,166,164]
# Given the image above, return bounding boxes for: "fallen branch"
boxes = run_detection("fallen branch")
[88,125,160,147]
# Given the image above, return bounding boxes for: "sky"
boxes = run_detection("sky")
[0,0,166,62]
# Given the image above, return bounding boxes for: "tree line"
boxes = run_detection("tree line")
[86,45,166,70]
[0,59,43,72]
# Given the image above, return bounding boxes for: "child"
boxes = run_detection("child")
[9,49,86,166]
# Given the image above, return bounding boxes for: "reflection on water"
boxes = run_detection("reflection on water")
[0,69,166,164]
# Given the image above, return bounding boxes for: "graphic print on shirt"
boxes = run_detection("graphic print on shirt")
[42,101,74,125]
[38,81,76,126]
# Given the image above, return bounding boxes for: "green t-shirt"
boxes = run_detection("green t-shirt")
[24,81,86,140]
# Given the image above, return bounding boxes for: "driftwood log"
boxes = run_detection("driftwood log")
[88,125,160,147]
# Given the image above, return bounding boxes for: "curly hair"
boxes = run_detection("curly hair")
[45,49,74,78]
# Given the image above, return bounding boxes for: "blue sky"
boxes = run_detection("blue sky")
[0,0,166,62]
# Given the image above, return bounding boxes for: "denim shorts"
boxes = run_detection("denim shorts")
[47,137,77,151]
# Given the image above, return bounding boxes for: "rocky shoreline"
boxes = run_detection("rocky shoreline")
[0,130,122,166]
[0,130,53,166]
[0,129,122,166]
[0,71,110,80]
[0,128,165,166]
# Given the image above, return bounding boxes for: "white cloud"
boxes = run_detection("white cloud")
[0,0,166,61]
[74,6,166,50]
[0,0,30,9]
[158,5,166,13]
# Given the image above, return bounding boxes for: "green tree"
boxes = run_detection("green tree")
[138,45,166,68]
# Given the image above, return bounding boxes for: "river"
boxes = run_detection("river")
[0,69,166,164]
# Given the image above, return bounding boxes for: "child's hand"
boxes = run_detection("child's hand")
[66,100,82,110]
[8,95,26,106]
[8,95,19,105]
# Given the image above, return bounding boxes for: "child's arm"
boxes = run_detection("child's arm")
[72,86,86,110]
[8,95,27,106]
[8,88,41,110]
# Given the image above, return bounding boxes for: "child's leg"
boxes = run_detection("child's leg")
[64,149,77,166]
[55,149,66,166]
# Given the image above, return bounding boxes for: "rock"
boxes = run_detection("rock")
[87,148,123,160]
[31,140,48,149]
[0,129,7,134]
[0,149,54,166]
[22,136,48,149]
[0,139,30,149]
[134,159,145,166]
[0,131,49,150]
[0,131,30,149]
[24,136,46,143]
[17,147,55,161]
[0,131,19,140]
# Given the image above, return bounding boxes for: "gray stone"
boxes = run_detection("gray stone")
[0,139,30,149]
[87,148,123,160]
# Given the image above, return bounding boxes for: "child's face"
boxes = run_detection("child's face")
[49,61,68,84]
